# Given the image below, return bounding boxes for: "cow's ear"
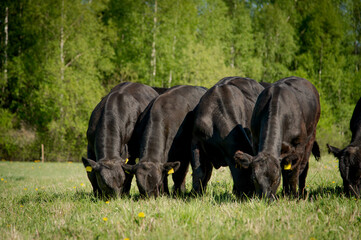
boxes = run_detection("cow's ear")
[162,162,181,175]
[82,157,100,172]
[234,151,253,169]
[327,144,341,158]
[121,163,137,174]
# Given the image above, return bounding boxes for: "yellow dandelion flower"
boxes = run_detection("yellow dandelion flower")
[80,183,85,186]
[332,181,335,184]
[124,238,130,240]
[35,188,38,191]
[105,201,110,204]
[4,181,7,183]
[103,217,108,222]
[73,186,76,189]
[138,212,145,218]
[24,188,27,191]
[1,178,4,181]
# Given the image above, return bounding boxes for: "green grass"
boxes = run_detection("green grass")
[0,155,360,240]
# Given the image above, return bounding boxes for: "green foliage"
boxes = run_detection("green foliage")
[0,0,360,160]
[0,157,360,239]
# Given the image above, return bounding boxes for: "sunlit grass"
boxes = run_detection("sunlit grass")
[0,155,360,239]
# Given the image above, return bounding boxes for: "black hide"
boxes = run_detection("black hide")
[327,97,361,198]
[123,85,207,197]
[234,76,321,199]
[191,77,264,197]
[83,82,159,198]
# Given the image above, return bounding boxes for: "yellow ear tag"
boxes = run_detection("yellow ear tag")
[168,168,174,175]
[284,163,292,170]
[86,166,92,172]
[125,158,129,164]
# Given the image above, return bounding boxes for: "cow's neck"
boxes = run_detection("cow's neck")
[95,116,127,161]
[258,108,284,158]
[139,122,169,164]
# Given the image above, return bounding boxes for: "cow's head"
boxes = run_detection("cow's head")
[82,157,126,198]
[122,161,181,198]
[234,151,281,199]
[327,144,361,198]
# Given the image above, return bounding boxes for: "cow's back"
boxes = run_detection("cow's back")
[139,85,206,162]
[251,76,320,155]
[193,78,263,167]
[86,82,159,160]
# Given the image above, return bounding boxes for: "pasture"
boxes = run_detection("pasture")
[0,155,360,240]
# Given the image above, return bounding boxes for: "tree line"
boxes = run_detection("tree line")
[0,0,360,161]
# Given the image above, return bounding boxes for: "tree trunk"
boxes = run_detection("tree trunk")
[3,7,8,95]
[60,0,65,82]
[151,0,157,86]
[168,70,172,88]
[230,44,235,69]
[318,43,323,86]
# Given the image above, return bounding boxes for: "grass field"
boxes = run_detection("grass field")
[0,155,360,240]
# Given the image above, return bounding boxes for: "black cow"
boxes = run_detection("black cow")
[123,85,207,197]
[82,82,159,198]
[234,76,320,199]
[327,97,361,198]
[191,77,264,197]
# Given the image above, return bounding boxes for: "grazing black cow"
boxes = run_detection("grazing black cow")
[327,97,361,198]
[123,85,207,197]
[191,77,264,197]
[82,82,159,198]
[234,76,320,199]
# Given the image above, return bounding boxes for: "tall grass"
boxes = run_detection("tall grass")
[0,155,359,240]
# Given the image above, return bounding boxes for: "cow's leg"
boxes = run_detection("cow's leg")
[122,157,136,195]
[287,166,299,198]
[172,162,189,196]
[298,162,309,198]
[191,144,212,195]
[298,134,315,198]
[282,170,291,195]
[163,176,170,195]
[171,140,191,195]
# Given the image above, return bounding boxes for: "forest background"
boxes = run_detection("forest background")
[0,0,360,162]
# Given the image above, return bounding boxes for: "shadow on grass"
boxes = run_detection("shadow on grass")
[306,185,346,200]
[17,185,352,205]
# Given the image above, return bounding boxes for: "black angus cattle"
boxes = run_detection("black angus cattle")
[234,76,320,199]
[327,97,361,197]
[123,85,207,198]
[82,82,159,198]
[191,77,264,197]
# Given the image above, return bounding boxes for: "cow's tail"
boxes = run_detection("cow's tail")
[312,141,321,161]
